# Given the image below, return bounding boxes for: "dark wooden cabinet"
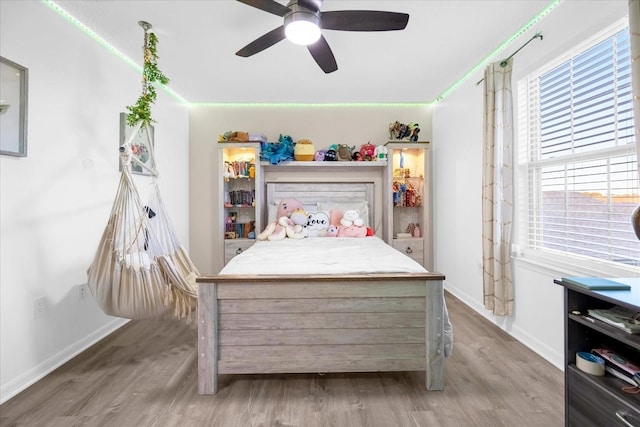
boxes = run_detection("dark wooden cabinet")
[556,278,640,427]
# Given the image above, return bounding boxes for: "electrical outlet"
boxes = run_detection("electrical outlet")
[34,297,48,318]
[77,284,89,301]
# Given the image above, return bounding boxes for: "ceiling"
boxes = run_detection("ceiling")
[48,0,623,104]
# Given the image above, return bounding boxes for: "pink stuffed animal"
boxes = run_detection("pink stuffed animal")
[257,198,307,241]
[337,224,367,238]
[326,225,339,237]
[277,199,305,218]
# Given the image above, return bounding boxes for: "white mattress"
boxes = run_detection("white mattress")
[220,236,427,275]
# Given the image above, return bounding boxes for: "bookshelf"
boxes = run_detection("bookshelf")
[219,142,261,265]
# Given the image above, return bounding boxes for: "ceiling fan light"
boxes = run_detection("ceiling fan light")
[284,11,321,46]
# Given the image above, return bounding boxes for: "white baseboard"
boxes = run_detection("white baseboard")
[444,282,564,371]
[0,318,130,404]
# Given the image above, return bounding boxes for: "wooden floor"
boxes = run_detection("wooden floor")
[0,292,564,427]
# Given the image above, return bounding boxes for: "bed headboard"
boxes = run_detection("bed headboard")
[265,181,376,230]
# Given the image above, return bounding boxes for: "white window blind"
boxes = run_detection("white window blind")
[518,23,639,267]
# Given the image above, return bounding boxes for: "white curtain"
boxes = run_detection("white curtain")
[482,59,514,316]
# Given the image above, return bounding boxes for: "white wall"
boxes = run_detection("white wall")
[0,1,189,402]
[432,0,631,369]
[189,105,432,274]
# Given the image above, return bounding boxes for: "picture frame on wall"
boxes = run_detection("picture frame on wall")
[0,56,28,157]
[119,112,155,176]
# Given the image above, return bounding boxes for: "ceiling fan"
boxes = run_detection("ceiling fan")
[235,0,410,73]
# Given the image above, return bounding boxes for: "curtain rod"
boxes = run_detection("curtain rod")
[476,31,544,85]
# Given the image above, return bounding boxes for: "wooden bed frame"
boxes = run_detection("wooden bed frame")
[197,180,446,394]
[197,272,446,394]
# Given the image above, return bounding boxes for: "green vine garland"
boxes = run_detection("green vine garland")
[126,30,170,127]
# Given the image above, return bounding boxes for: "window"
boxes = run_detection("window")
[518,21,639,268]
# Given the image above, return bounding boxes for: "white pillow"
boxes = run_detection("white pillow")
[317,201,369,227]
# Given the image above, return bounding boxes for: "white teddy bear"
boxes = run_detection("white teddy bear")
[340,209,363,227]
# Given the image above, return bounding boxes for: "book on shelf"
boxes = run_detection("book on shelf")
[561,277,632,290]
[604,366,638,386]
[592,348,640,385]
[587,306,640,334]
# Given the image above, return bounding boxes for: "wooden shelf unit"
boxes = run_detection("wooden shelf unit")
[383,141,433,270]
[218,142,261,265]
[555,278,640,427]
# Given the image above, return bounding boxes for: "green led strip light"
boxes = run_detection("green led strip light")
[433,0,562,103]
[44,0,560,107]
[43,0,188,104]
[191,102,433,108]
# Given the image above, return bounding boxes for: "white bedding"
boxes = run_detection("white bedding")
[220,236,427,275]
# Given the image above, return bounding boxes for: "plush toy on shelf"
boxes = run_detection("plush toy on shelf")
[360,142,376,161]
[337,144,354,161]
[294,139,315,161]
[374,145,388,161]
[219,131,249,142]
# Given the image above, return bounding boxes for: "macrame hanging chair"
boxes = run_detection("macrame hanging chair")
[87,120,198,321]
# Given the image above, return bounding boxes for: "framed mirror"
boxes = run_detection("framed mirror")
[0,56,28,157]
[119,112,155,176]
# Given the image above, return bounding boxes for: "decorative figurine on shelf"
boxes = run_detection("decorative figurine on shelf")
[406,223,415,235]
[413,223,421,237]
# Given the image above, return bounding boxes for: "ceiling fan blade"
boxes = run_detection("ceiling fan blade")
[236,26,286,57]
[321,11,409,31]
[298,0,323,12]
[236,0,290,17]
[307,35,338,74]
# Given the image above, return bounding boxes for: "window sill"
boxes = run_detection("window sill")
[512,250,640,278]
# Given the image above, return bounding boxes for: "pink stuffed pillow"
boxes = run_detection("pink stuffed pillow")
[337,224,367,238]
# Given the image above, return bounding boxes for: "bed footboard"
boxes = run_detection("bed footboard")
[197,273,445,394]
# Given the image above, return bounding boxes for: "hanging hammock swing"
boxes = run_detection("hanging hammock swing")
[87,22,198,322]
[87,120,198,321]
